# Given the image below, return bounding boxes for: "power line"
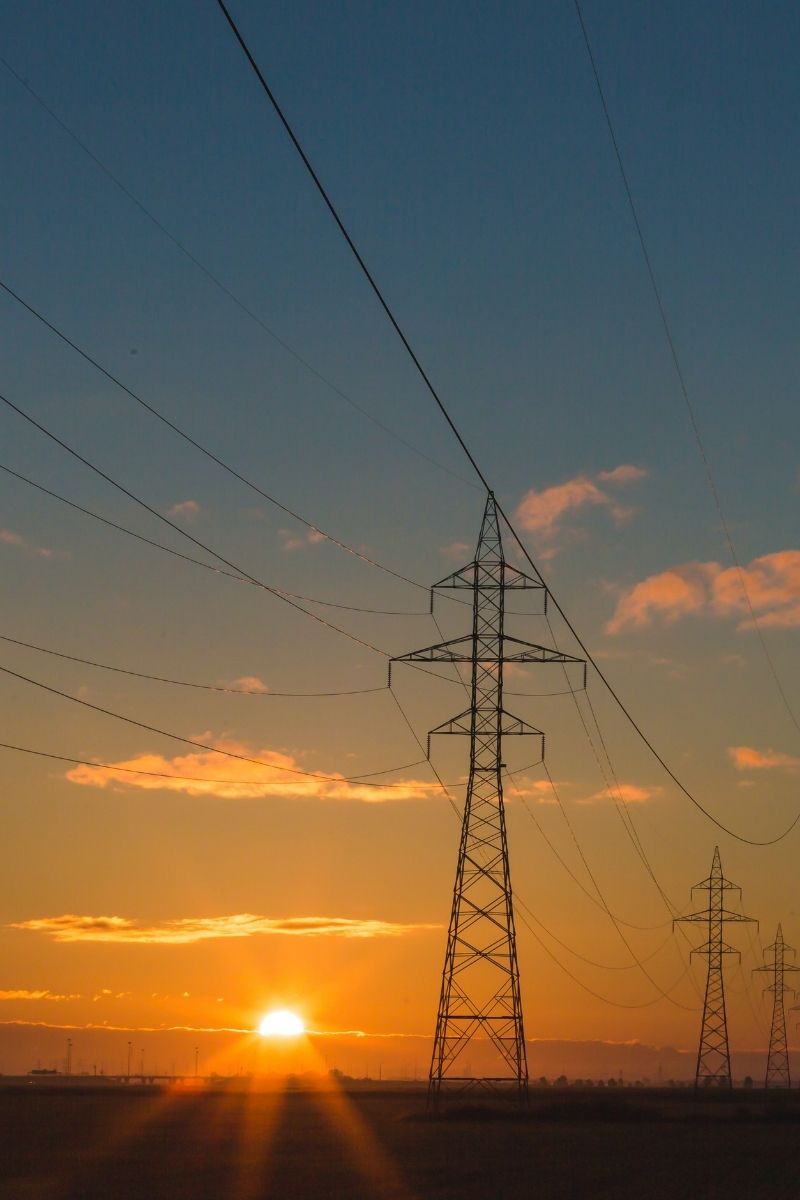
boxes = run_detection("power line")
[212,0,798,848]
[0,739,429,792]
[0,459,426,618]
[506,771,670,933]
[571,0,800,743]
[0,53,478,493]
[0,277,437,601]
[0,390,388,659]
[0,661,436,789]
[0,634,387,697]
[516,907,694,1011]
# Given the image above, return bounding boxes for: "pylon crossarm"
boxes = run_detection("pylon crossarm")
[433,561,546,594]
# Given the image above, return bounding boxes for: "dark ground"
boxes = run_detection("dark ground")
[1,1083,798,1199]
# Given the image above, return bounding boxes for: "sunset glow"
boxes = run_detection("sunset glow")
[258,1010,305,1038]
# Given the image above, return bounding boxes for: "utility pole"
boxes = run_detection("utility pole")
[127,1040,132,1082]
[65,1038,72,1077]
[393,491,583,1108]
[754,924,800,1089]
[675,846,756,1088]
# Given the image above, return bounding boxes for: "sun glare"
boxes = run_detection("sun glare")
[258,1009,305,1038]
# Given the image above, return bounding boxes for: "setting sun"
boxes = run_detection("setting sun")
[258,1009,305,1038]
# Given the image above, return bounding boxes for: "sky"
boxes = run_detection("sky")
[0,0,799,1080]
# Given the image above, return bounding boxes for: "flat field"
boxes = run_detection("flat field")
[1,1084,798,1199]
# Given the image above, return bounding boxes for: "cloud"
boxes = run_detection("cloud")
[596,465,648,484]
[279,528,326,551]
[607,551,800,634]
[223,676,269,694]
[63,737,440,803]
[0,528,64,560]
[166,500,201,520]
[579,784,659,805]
[514,465,647,550]
[0,989,81,1001]
[508,778,561,804]
[10,913,438,946]
[728,746,800,772]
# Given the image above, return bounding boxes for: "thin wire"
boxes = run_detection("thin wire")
[506,771,669,932]
[515,893,677,973]
[571,0,800,743]
[0,459,424,618]
[541,761,695,1011]
[516,908,694,1011]
[0,391,387,659]
[0,54,477,493]
[0,662,442,789]
[0,634,387,697]
[0,277,436,600]
[212,0,798,847]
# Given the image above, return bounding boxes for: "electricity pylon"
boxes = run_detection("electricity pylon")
[392,492,584,1107]
[675,846,756,1088]
[754,924,800,1088]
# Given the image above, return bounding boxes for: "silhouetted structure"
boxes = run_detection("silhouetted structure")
[754,924,800,1088]
[676,847,755,1088]
[393,492,583,1108]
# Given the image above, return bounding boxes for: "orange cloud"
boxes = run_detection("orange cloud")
[607,552,800,633]
[0,989,81,1001]
[222,676,269,693]
[514,465,647,547]
[63,737,441,803]
[727,746,800,772]
[579,784,659,805]
[11,913,438,945]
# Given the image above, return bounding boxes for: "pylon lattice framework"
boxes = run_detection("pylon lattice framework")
[392,492,584,1107]
[755,924,800,1089]
[675,846,756,1088]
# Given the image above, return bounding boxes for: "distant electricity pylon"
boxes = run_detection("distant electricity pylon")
[754,924,800,1089]
[393,492,583,1107]
[675,846,756,1088]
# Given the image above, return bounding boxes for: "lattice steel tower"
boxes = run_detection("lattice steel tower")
[393,492,583,1107]
[754,924,800,1089]
[675,846,756,1088]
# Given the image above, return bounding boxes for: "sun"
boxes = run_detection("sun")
[258,1009,305,1038]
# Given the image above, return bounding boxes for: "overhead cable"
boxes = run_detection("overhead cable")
[211,0,800,846]
[0,54,477,492]
[0,391,387,658]
[572,0,800,742]
[0,662,440,789]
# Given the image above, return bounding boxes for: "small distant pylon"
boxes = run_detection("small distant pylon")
[675,846,756,1088]
[754,924,800,1089]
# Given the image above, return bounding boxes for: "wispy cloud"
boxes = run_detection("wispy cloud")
[728,745,800,772]
[607,551,800,634]
[63,737,440,803]
[578,783,660,805]
[508,778,562,805]
[222,676,269,693]
[166,500,201,520]
[514,465,647,555]
[0,528,65,560]
[0,989,81,1001]
[11,913,439,945]
[279,528,326,551]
